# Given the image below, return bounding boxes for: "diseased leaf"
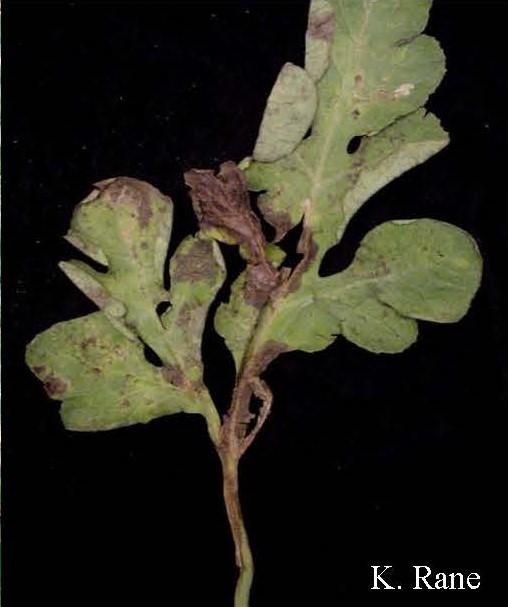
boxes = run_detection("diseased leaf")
[253,219,482,354]
[252,63,317,162]
[28,178,224,439]
[60,177,176,363]
[26,312,208,431]
[161,235,226,383]
[245,0,446,250]
[305,0,335,82]
[214,271,260,370]
[210,0,475,376]
[25,4,484,606]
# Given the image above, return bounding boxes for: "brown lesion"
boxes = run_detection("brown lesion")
[31,365,69,397]
[185,161,281,307]
[80,336,97,350]
[261,206,294,243]
[244,263,280,308]
[43,373,68,397]
[184,161,265,258]
[174,302,193,328]
[308,5,335,41]
[161,364,186,388]
[172,239,219,283]
[93,176,171,228]
[219,340,288,455]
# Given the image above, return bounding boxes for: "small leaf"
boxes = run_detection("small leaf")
[26,313,206,431]
[161,235,226,383]
[184,161,266,258]
[214,271,260,370]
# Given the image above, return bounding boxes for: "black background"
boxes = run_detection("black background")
[3,1,507,605]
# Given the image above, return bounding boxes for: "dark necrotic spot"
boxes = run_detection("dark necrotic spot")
[44,374,68,396]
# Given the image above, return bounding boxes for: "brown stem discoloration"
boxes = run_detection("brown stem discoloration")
[186,162,318,607]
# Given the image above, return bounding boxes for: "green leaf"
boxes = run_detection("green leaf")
[26,313,207,431]
[252,63,317,162]
[215,271,260,370]
[255,219,482,355]
[209,0,480,372]
[305,0,335,82]
[27,178,225,438]
[161,235,226,382]
[245,0,446,250]
[60,177,176,363]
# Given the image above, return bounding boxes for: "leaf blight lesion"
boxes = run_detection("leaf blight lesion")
[25,2,483,607]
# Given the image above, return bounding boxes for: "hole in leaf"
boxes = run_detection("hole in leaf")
[143,344,164,367]
[347,135,362,154]
[156,301,171,317]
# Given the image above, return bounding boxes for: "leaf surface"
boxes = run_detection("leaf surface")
[211,0,482,374]
[27,178,224,436]
[246,0,446,251]
[256,219,482,354]
[26,313,206,431]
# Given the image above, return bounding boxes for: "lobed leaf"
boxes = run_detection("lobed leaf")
[26,313,207,431]
[246,0,446,252]
[27,178,225,437]
[60,177,176,363]
[255,219,482,354]
[161,235,226,383]
[208,0,483,374]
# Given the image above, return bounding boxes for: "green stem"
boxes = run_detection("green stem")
[220,451,254,607]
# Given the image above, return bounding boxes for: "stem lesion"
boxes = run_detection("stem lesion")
[186,161,318,606]
[219,450,254,607]
[213,356,274,606]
